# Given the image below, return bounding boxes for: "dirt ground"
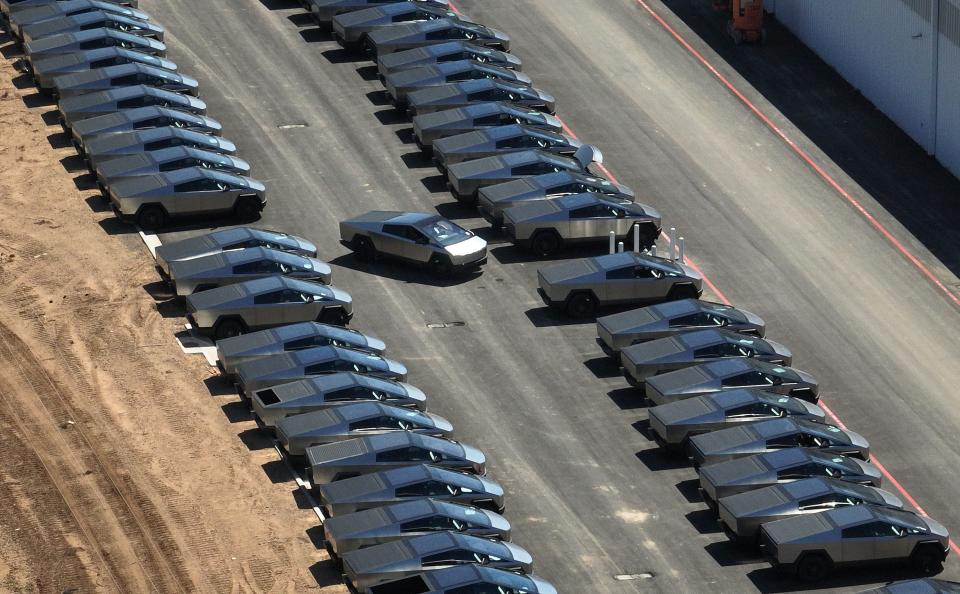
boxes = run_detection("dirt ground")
[0,33,345,594]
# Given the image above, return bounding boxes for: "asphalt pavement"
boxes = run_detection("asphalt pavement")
[139,0,960,591]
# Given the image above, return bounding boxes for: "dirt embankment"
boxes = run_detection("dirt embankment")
[0,34,344,594]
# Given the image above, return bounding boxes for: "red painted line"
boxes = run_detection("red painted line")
[560,119,732,301]
[559,120,620,183]
[630,0,960,554]
[632,0,959,308]
[449,0,958,556]
[819,401,960,555]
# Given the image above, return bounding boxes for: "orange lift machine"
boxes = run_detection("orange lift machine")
[713,0,766,44]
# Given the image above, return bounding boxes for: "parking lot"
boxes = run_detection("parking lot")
[2,0,959,591]
[122,0,960,591]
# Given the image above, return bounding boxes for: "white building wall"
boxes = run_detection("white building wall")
[766,0,960,177]
[773,0,936,150]
[936,0,960,176]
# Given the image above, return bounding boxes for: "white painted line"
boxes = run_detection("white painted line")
[175,327,219,366]
[137,228,162,260]
[274,444,326,524]
[614,573,655,581]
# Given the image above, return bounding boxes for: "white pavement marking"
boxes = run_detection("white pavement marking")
[138,228,162,260]
[175,325,218,366]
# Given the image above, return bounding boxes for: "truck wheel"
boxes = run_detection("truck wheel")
[234,195,262,222]
[360,36,376,56]
[531,230,562,257]
[428,255,453,277]
[352,237,377,262]
[667,284,699,301]
[319,308,348,327]
[795,553,830,583]
[450,188,477,206]
[565,292,597,318]
[137,205,166,231]
[910,544,944,575]
[214,319,245,340]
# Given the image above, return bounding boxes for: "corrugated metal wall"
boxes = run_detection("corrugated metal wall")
[765,0,960,177]
[936,0,960,176]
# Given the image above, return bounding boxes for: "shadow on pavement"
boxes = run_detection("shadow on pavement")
[327,253,483,288]
[432,200,479,221]
[400,151,434,169]
[420,174,450,194]
[522,306,593,328]
[631,418,655,440]
[394,127,415,143]
[489,242,609,265]
[686,509,723,535]
[607,386,645,410]
[661,0,960,277]
[746,563,925,593]
[374,108,408,125]
[636,447,690,472]
[299,28,329,43]
[675,477,704,503]
[322,48,361,64]
[356,65,379,81]
[582,355,622,379]
[365,89,390,106]
[257,0,300,10]
[287,12,316,27]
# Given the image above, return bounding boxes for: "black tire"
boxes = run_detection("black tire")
[352,236,376,263]
[213,319,245,341]
[531,230,562,257]
[476,500,504,514]
[360,36,376,57]
[795,553,830,583]
[565,292,597,318]
[667,284,699,301]
[319,308,348,327]
[910,545,944,575]
[625,225,659,250]
[137,205,166,231]
[234,195,262,222]
[428,255,453,277]
[450,188,476,206]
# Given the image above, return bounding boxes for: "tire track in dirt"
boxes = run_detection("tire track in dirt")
[0,320,193,593]
[0,394,108,593]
